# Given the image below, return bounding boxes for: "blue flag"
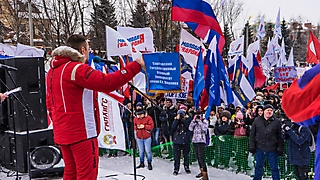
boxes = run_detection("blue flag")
[204,44,220,119]
[216,46,234,105]
[193,47,205,109]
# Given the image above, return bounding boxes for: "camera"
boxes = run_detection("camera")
[196,115,201,119]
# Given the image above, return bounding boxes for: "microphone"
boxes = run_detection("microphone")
[0,63,17,71]
[93,56,117,65]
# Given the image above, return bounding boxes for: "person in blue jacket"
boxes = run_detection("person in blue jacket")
[282,121,312,180]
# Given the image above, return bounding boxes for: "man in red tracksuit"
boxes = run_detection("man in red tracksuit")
[46,34,144,180]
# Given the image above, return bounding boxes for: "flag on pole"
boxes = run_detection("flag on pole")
[217,45,234,106]
[117,26,155,52]
[277,38,287,67]
[232,57,256,107]
[97,93,126,151]
[228,56,237,80]
[172,0,225,51]
[247,53,266,88]
[203,36,233,118]
[228,36,244,56]
[306,31,320,64]
[287,47,294,66]
[179,28,203,71]
[256,15,265,39]
[220,0,227,7]
[274,8,282,39]
[282,63,320,179]
[203,37,220,117]
[263,37,279,68]
[193,47,205,109]
[106,25,142,60]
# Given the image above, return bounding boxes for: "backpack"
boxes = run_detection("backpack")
[298,126,316,152]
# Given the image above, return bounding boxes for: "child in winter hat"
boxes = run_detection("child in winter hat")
[220,110,231,119]
[236,111,244,120]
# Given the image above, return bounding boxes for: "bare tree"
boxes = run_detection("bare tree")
[1,0,30,43]
[39,0,80,46]
[149,0,180,51]
[220,0,244,40]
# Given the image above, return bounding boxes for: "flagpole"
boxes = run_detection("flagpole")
[107,63,164,180]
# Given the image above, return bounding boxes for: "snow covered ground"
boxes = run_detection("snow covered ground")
[0,153,255,180]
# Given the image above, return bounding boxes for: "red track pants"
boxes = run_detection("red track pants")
[60,138,99,180]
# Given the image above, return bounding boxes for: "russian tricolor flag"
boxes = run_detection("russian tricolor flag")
[172,0,225,51]
[282,63,320,179]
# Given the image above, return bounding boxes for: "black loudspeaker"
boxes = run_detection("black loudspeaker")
[0,129,63,175]
[2,57,47,132]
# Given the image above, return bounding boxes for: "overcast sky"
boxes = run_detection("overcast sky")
[230,0,320,37]
[242,0,320,24]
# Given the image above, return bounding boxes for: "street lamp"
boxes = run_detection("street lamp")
[245,15,252,56]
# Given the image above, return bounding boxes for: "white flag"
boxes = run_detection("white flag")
[117,26,155,52]
[97,93,126,151]
[263,38,277,68]
[256,15,265,39]
[106,26,142,60]
[0,43,16,56]
[277,38,286,67]
[287,47,294,66]
[245,40,261,70]
[220,0,227,6]
[15,43,44,57]
[274,8,282,39]
[180,28,203,70]
[228,36,244,56]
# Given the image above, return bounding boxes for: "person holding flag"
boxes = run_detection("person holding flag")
[46,34,145,180]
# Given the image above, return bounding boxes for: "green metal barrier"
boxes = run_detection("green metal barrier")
[99,135,315,179]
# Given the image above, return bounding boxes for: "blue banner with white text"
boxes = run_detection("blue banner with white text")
[144,52,181,93]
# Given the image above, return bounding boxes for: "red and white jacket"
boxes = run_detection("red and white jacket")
[46,46,141,145]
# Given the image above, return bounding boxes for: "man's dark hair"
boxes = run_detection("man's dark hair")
[66,34,87,52]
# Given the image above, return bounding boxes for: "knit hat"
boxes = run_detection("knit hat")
[236,111,244,119]
[256,92,264,97]
[255,96,264,102]
[221,110,231,119]
[136,102,143,109]
[263,104,274,111]
[179,104,187,110]
[177,109,186,117]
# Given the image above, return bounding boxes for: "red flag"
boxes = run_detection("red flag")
[253,53,266,88]
[264,83,279,92]
[306,31,320,64]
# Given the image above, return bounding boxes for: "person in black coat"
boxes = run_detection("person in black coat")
[171,109,192,176]
[213,110,234,168]
[249,104,284,180]
[282,122,312,180]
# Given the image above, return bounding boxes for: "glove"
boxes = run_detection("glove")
[249,148,255,154]
[281,124,290,132]
[277,151,284,156]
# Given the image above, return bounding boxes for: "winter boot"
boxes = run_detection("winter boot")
[201,171,209,180]
[147,162,153,170]
[184,166,191,174]
[195,168,203,178]
[136,162,145,168]
[173,170,178,176]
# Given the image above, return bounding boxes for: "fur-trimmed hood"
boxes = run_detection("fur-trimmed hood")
[51,46,86,66]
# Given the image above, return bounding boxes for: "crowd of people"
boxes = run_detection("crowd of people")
[120,86,316,180]
[44,34,316,180]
